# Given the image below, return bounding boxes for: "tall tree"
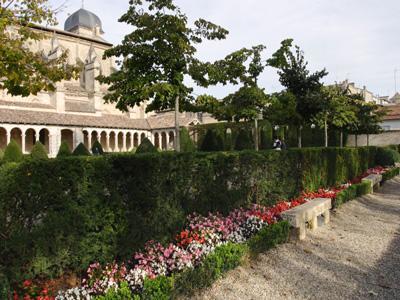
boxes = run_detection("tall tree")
[0,0,77,96]
[98,0,228,151]
[312,85,358,147]
[267,39,328,147]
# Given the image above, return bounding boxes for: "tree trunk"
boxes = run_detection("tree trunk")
[175,95,180,152]
[355,134,358,148]
[298,125,302,148]
[324,118,328,148]
[340,130,343,148]
[254,118,259,151]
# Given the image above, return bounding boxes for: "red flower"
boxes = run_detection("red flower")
[23,280,32,288]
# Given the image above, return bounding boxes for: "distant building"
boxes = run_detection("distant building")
[0,8,213,157]
[338,80,390,106]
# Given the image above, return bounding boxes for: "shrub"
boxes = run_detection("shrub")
[247,221,289,254]
[0,149,4,160]
[142,276,174,300]
[200,129,223,152]
[94,282,137,300]
[73,143,91,156]
[235,129,253,151]
[334,181,372,208]
[91,140,104,155]
[174,243,247,295]
[180,127,196,152]
[260,126,273,150]
[3,140,23,163]
[30,142,48,160]
[57,142,72,158]
[375,147,400,166]
[136,138,158,154]
[382,167,400,182]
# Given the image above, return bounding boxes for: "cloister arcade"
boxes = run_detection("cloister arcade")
[0,124,176,157]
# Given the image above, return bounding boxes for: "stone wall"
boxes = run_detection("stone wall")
[347,131,400,147]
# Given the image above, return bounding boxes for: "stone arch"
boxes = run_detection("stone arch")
[61,129,74,151]
[154,132,160,149]
[39,128,50,153]
[91,130,99,146]
[133,132,139,148]
[169,131,175,150]
[0,127,7,150]
[109,131,116,152]
[10,127,22,149]
[100,131,107,151]
[117,132,123,152]
[83,130,89,149]
[161,132,167,150]
[25,128,37,153]
[140,133,146,144]
[126,132,132,151]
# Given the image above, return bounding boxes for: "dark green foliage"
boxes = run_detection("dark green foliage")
[142,276,174,300]
[136,138,158,154]
[91,140,104,156]
[0,149,4,160]
[247,221,290,254]
[334,181,372,208]
[382,167,400,182]
[0,147,379,286]
[57,141,72,158]
[234,129,254,151]
[73,143,91,156]
[3,140,23,163]
[0,273,10,300]
[174,243,247,295]
[260,126,273,150]
[30,142,48,160]
[375,147,400,166]
[180,127,196,152]
[200,129,223,152]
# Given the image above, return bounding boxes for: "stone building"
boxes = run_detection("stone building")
[0,8,210,157]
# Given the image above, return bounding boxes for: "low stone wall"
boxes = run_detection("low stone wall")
[347,131,400,147]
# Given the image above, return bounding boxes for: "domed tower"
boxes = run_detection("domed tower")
[64,8,104,38]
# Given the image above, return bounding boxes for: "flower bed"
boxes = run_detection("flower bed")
[14,165,396,300]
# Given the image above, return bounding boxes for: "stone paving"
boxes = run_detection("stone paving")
[193,177,400,300]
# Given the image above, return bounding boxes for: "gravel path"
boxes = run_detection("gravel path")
[193,177,400,300]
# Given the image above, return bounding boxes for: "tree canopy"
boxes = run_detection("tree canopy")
[0,0,78,96]
[98,0,229,113]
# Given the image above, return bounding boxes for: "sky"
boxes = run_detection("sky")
[51,0,400,99]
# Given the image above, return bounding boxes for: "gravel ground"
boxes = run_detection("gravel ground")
[192,177,400,300]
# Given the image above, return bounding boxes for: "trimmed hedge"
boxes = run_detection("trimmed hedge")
[334,181,372,208]
[30,142,48,160]
[376,147,400,166]
[0,147,378,285]
[136,138,158,154]
[3,140,23,163]
[382,167,400,182]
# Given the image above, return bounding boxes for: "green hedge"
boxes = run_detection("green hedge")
[334,181,372,208]
[192,122,347,150]
[0,147,378,285]
[382,167,400,182]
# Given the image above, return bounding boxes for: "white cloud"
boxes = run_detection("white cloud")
[52,0,400,98]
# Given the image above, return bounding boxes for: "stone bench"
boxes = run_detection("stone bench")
[281,198,332,240]
[361,174,382,192]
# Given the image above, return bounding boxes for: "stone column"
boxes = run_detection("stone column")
[114,133,119,152]
[130,132,134,150]
[106,132,110,152]
[122,132,127,152]
[35,129,40,142]
[6,130,10,145]
[21,130,26,154]
[87,130,92,151]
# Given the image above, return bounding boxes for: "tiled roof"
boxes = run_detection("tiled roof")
[0,100,54,110]
[0,109,150,130]
[383,105,400,121]
[146,111,199,129]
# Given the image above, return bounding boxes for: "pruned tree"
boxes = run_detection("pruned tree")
[0,0,78,96]
[267,39,328,147]
[98,0,229,151]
